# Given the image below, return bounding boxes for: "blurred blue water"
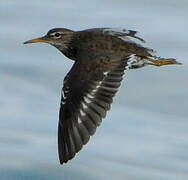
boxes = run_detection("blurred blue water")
[0,0,188,179]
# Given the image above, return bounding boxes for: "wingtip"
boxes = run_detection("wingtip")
[59,161,64,165]
[59,156,69,165]
[126,30,146,43]
[59,160,65,165]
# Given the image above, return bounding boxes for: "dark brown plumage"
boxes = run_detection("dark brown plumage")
[24,27,181,164]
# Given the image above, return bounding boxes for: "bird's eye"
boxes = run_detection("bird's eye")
[54,32,61,38]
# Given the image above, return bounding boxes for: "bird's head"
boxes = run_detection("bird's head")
[24,28,74,52]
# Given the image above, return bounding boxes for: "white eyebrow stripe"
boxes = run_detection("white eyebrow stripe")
[50,32,63,35]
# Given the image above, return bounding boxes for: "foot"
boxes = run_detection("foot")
[146,57,182,67]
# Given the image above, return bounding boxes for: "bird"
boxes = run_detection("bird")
[24,27,181,164]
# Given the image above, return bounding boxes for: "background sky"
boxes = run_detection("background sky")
[0,0,188,180]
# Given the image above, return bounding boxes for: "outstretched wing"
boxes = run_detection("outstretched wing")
[58,52,129,164]
[102,28,155,54]
[103,28,146,43]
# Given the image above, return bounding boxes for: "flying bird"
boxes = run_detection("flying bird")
[24,27,181,164]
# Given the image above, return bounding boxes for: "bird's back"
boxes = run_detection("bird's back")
[72,28,153,58]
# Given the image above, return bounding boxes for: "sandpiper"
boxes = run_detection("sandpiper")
[24,27,181,164]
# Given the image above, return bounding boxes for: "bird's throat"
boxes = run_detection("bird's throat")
[53,44,77,60]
